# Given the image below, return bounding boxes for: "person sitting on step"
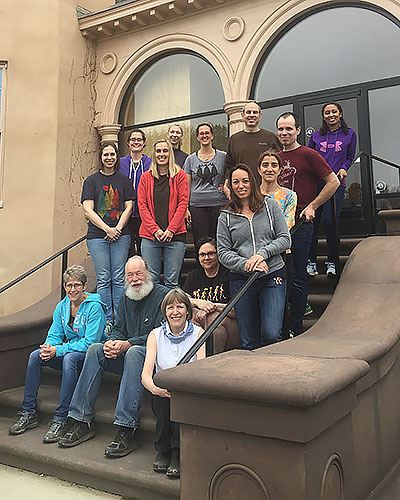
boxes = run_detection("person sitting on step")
[142,288,205,479]
[58,256,169,458]
[58,256,212,458]
[9,265,107,444]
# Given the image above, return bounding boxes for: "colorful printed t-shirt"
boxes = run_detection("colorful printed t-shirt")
[183,265,230,303]
[81,171,136,239]
[266,187,297,230]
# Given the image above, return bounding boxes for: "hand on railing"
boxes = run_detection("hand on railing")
[177,216,306,365]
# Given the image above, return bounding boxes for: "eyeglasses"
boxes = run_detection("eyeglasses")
[127,271,145,279]
[199,251,217,258]
[65,282,84,290]
[129,138,143,143]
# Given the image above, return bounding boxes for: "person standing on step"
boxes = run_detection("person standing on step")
[168,124,188,167]
[217,164,291,350]
[120,129,152,256]
[307,102,357,277]
[276,112,340,337]
[58,256,169,458]
[142,288,205,479]
[9,265,107,443]
[183,122,227,245]
[138,139,189,289]
[225,101,281,182]
[81,141,135,327]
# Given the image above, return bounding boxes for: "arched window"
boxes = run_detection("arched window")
[119,52,227,155]
[253,6,400,102]
[252,5,400,235]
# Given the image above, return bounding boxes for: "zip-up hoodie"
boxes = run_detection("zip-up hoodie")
[120,154,152,217]
[308,127,357,186]
[217,197,291,277]
[44,293,107,357]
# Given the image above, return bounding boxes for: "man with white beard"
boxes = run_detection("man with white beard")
[58,256,169,458]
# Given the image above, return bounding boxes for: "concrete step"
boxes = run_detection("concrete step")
[0,382,156,437]
[0,416,179,500]
[316,237,362,256]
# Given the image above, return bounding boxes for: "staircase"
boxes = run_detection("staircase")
[303,237,362,331]
[0,369,179,500]
[0,236,363,499]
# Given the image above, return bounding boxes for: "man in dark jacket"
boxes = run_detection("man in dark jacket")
[58,256,168,458]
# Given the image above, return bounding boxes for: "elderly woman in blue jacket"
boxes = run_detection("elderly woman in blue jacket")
[217,164,291,350]
[9,265,107,443]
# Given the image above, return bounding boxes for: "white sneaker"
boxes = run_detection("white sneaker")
[306,261,318,276]
[326,262,336,276]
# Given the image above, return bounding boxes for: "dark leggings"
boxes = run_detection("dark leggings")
[151,395,179,452]
[190,205,222,246]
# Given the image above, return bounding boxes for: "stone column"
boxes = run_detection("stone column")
[223,100,251,136]
[96,124,121,142]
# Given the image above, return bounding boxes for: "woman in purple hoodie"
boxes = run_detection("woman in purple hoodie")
[307,103,357,277]
[120,129,152,255]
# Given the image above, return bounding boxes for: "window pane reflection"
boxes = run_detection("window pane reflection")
[121,113,228,158]
[124,54,225,125]
[369,85,400,213]
[259,104,293,134]
[255,7,400,101]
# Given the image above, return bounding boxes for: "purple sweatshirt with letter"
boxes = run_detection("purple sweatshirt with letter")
[308,127,357,186]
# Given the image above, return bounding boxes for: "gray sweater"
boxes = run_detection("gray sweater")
[216,197,291,277]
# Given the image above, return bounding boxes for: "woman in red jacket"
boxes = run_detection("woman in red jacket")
[138,140,189,288]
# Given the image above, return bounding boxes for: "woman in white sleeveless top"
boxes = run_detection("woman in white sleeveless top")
[142,289,205,478]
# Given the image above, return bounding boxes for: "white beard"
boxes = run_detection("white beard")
[125,277,154,301]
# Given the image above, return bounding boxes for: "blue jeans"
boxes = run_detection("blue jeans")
[87,235,130,322]
[68,343,146,428]
[22,349,85,422]
[309,185,345,263]
[289,222,314,334]
[141,238,186,289]
[230,274,286,350]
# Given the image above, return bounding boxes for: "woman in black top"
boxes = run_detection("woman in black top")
[183,237,230,303]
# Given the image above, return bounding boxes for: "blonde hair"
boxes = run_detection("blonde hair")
[167,123,184,135]
[150,139,180,179]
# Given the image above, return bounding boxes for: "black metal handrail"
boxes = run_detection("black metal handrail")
[329,151,400,277]
[0,236,87,300]
[178,216,306,365]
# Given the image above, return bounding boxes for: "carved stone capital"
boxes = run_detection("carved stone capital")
[96,124,121,142]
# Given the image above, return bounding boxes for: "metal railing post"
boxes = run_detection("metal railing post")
[61,250,68,300]
[330,183,340,278]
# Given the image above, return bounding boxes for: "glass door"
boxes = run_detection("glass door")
[299,94,373,236]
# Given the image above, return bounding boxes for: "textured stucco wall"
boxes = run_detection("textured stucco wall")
[0,0,100,315]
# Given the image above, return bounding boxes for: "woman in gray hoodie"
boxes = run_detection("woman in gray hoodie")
[217,164,291,349]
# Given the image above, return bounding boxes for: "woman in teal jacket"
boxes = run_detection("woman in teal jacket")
[9,265,107,443]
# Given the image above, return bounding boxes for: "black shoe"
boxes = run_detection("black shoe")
[43,420,66,444]
[58,418,95,448]
[104,426,140,458]
[153,450,171,473]
[9,411,38,435]
[166,448,180,479]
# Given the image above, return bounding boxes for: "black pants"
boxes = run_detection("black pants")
[151,395,179,452]
[128,217,142,257]
[190,205,222,246]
